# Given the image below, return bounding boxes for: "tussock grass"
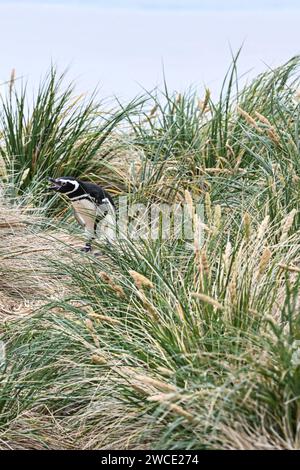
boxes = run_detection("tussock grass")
[0,68,144,210]
[0,202,72,319]
[0,57,300,449]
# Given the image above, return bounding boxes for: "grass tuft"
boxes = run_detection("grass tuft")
[1,57,300,449]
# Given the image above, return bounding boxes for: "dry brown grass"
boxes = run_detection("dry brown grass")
[0,203,79,320]
[0,201,157,450]
[0,407,154,450]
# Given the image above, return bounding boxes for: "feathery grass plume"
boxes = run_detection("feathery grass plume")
[226,140,235,158]
[175,93,182,104]
[129,270,154,290]
[98,271,125,298]
[184,189,194,220]
[141,104,158,123]
[267,128,281,145]
[85,318,94,331]
[243,212,251,241]
[136,290,158,320]
[258,247,272,275]
[201,249,210,277]
[194,249,203,290]
[133,375,177,393]
[192,292,223,310]
[88,312,121,325]
[147,394,197,423]
[147,392,178,403]
[213,204,222,233]
[85,318,100,347]
[20,168,30,186]
[168,403,197,423]
[198,88,211,114]
[175,301,185,322]
[237,106,261,132]
[156,367,174,377]
[193,213,202,254]
[256,215,270,242]
[233,148,245,171]
[91,354,107,365]
[254,111,272,127]
[130,383,150,396]
[223,240,232,272]
[9,68,15,95]
[149,104,158,118]
[280,209,297,242]
[228,273,237,306]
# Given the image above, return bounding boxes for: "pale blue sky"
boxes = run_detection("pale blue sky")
[0,1,299,100]
[0,0,299,10]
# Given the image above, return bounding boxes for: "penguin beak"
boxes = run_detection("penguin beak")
[48,177,62,190]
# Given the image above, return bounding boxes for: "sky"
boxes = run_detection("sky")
[0,1,299,10]
[0,1,299,101]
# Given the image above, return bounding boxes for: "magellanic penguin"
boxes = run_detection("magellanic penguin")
[49,176,116,252]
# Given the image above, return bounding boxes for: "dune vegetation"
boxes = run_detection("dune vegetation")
[0,56,300,449]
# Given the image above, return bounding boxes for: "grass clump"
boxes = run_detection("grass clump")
[0,68,142,209]
[0,56,300,449]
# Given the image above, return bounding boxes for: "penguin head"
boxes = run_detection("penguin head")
[48,177,79,194]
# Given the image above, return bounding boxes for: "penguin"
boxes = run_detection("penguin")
[49,176,115,252]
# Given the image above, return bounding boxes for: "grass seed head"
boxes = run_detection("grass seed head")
[91,354,107,365]
[254,111,272,127]
[129,270,154,290]
[243,212,251,241]
[256,215,270,241]
[192,292,223,310]
[168,403,197,423]
[258,247,272,275]
[184,190,194,220]
[134,374,177,393]
[267,128,280,145]
[136,291,158,320]
[280,209,297,242]
[237,106,261,132]
[99,271,126,298]
[201,250,210,277]
[213,204,222,232]
[9,68,16,95]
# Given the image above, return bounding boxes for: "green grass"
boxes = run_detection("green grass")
[0,57,300,449]
[0,68,143,210]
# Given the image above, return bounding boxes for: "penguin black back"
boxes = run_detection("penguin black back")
[48,176,115,252]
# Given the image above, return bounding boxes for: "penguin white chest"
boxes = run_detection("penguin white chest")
[72,199,97,227]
